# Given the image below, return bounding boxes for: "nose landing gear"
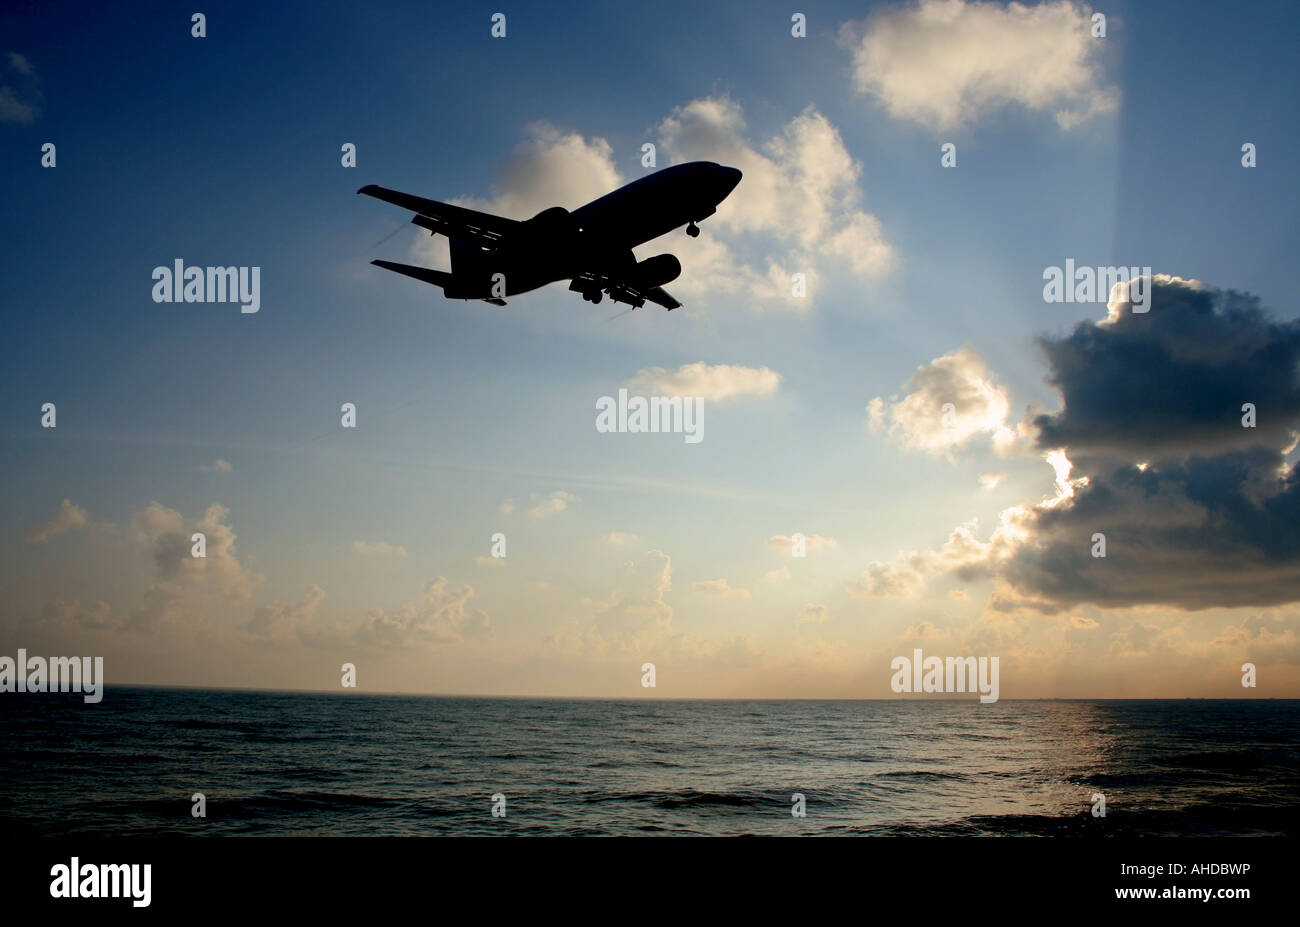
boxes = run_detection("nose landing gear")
[686,221,700,238]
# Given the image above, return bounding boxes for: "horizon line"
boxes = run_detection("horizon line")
[83,682,1298,702]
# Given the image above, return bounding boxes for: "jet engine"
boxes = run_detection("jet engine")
[630,254,681,288]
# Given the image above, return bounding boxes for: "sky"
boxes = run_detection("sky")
[1,0,1298,698]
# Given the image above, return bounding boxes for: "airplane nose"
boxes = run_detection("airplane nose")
[720,166,742,194]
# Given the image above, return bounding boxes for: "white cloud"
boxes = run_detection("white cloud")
[498,499,516,516]
[27,499,89,545]
[851,520,993,598]
[353,539,408,558]
[979,472,1006,490]
[591,550,675,642]
[624,362,781,400]
[411,124,622,270]
[601,531,638,547]
[244,585,327,643]
[841,0,1118,132]
[358,577,492,645]
[475,555,506,568]
[798,603,830,625]
[125,502,260,630]
[901,620,948,640]
[131,502,257,601]
[867,346,1017,456]
[528,490,579,519]
[200,458,233,474]
[692,578,751,600]
[767,534,837,555]
[762,567,793,584]
[543,551,760,669]
[648,96,895,306]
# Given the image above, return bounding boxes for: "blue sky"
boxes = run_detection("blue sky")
[2,0,1298,697]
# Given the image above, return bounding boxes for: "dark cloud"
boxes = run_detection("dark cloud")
[1004,277,1300,609]
[1003,449,1300,609]
[1032,277,1300,458]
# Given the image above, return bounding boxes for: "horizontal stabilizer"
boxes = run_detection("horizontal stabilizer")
[371,260,455,289]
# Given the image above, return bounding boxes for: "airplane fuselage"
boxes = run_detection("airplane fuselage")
[460,162,741,297]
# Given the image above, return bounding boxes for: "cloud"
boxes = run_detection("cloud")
[856,277,1300,611]
[840,0,1118,132]
[30,599,119,632]
[762,566,793,584]
[543,550,761,668]
[0,51,39,123]
[1031,276,1300,459]
[475,555,506,567]
[798,604,830,626]
[901,620,948,640]
[692,578,751,600]
[128,502,259,629]
[979,472,1006,490]
[649,96,894,305]
[352,539,408,558]
[131,502,256,598]
[850,518,1000,599]
[244,585,328,643]
[767,534,837,555]
[357,577,492,645]
[27,499,89,545]
[591,550,675,642]
[200,459,233,474]
[411,124,621,270]
[498,499,516,516]
[867,346,1017,456]
[474,124,623,217]
[624,362,781,400]
[528,490,579,519]
[601,531,638,547]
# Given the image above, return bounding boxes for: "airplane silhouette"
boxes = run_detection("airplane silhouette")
[358,161,742,310]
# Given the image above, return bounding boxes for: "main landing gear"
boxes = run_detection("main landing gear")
[582,289,603,304]
[686,221,700,238]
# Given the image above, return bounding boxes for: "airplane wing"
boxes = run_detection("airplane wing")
[570,272,682,310]
[640,286,681,310]
[357,184,519,246]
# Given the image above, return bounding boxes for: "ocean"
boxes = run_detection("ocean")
[2,688,1297,836]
